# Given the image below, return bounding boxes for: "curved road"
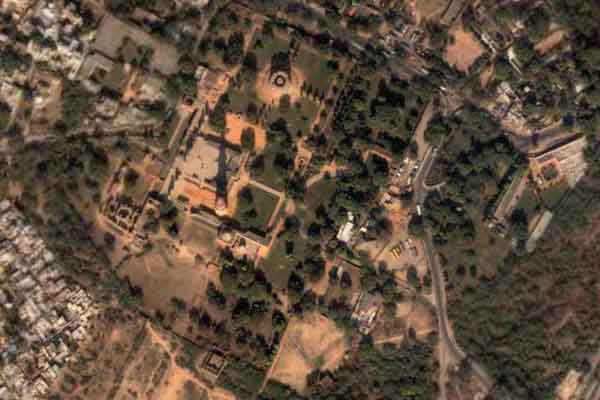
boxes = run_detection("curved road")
[415,148,496,397]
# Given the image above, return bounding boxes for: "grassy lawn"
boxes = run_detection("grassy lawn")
[261,179,336,290]
[269,97,319,136]
[295,44,336,94]
[251,142,288,191]
[305,176,337,213]
[227,87,254,118]
[226,87,318,137]
[540,181,569,209]
[234,185,279,233]
[261,233,308,290]
[252,33,291,71]
[516,186,541,218]
[441,213,511,285]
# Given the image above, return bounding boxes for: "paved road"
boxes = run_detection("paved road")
[415,148,496,398]
[414,147,438,205]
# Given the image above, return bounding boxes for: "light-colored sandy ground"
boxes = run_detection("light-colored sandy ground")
[555,369,582,400]
[121,65,138,103]
[479,64,494,88]
[396,301,414,319]
[120,240,222,316]
[50,313,147,400]
[268,312,348,394]
[113,325,169,400]
[445,24,485,72]
[145,324,236,400]
[255,66,305,106]
[224,112,267,151]
[269,341,313,393]
[407,301,436,339]
[534,29,566,55]
[405,0,449,24]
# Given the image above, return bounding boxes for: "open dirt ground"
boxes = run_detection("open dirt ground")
[480,64,494,88]
[179,217,220,263]
[255,66,305,106]
[555,369,582,400]
[119,239,222,316]
[269,312,348,393]
[49,310,147,400]
[534,29,567,55]
[112,323,236,400]
[407,301,436,339]
[372,299,436,345]
[224,112,267,151]
[405,0,449,24]
[445,24,485,72]
[114,324,171,400]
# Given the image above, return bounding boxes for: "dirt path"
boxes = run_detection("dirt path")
[374,334,404,345]
[535,29,566,55]
[305,161,344,188]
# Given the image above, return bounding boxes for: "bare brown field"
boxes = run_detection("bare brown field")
[269,312,348,393]
[119,239,222,318]
[269,343,313,393]
[407,301,436,339]
[107,322,236,400]
[406,0,449,24]
[535,29,566,55]
[114,325,171,400]
[480,64,494,88]
[372,300,435,345]
[224,112,267,151]
[180,182,217,210]
[445,24,485,72]
[179,217,220,263]
[255,66,304,106]
[555,369,582,400]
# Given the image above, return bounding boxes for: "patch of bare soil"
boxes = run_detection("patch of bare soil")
[119,240,223,319]
[480,64,494,88]
[555,369,582,400]
[129,324,235,400]
[269,313,348,393]
[406,0,449,24]
[224,112,267,151]
[445,24,485,72]
[535,29,566,55]
[49,310,146,400]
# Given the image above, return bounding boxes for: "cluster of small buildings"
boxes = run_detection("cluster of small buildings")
[351,292,383,334]
[0,200,99,399]
[486,81,528,134]
[20,1,91,79]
